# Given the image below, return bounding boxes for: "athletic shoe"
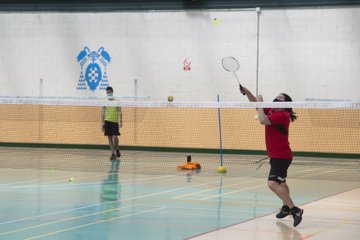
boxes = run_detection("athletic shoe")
[276,205,291,219]
[291,207,304,227]
[116,149,121,158]
[110,153,116,160]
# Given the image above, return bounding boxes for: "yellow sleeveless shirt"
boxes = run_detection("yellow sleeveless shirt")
[105,106,119,123]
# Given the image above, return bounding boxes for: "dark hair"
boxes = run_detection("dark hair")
[106,86,113,93]
[281,93,297,122]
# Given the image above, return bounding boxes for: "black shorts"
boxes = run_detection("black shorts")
[104,121,120,136]
[268,158,292,183]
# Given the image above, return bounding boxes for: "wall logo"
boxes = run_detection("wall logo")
[76,47,111,92]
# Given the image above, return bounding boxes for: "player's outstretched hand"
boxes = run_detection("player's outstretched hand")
[256,95,264,102]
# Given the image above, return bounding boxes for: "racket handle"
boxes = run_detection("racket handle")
[239,85,246,95]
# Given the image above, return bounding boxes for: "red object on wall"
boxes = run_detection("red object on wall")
[183,58,191,71]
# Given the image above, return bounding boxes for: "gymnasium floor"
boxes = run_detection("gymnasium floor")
[0,148,359,240]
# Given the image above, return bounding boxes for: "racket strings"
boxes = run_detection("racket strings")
[222,57,240,72]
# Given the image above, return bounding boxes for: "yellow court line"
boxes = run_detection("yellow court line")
[199,183,266,200]
[24,207,166,240]
[0,205,134,237]
[173,179,264,199]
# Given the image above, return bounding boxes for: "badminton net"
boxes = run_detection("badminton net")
[0,97,359,181]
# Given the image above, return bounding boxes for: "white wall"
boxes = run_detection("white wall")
[258,7,360,101]
[0,7,359,101]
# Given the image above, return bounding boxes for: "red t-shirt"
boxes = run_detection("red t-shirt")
[264,108,292,160]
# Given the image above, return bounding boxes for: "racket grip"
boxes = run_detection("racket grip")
[239,85,246,95]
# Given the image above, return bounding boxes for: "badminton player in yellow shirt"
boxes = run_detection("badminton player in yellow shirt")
[102,86,123,160]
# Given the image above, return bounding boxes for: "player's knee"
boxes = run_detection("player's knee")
[268,180,278,190]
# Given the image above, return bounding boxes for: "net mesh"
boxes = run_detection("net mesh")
[0,97,359,181]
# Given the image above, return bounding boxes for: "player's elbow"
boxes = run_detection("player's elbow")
[259,120,267,125]
[259,119,271,125]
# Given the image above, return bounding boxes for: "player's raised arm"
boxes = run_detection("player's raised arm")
[240,86,257,102]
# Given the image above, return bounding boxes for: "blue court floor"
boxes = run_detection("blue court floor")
[0,157,359,240]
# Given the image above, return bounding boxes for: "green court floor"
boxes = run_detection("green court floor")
[1,154,359,240]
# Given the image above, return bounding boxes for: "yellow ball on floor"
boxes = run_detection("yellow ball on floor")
[217,166,227,173]
[68,177,75,183]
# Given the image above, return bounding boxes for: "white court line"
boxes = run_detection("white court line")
[298,166,357,179]
[24,207,167,240]
[0,172,107,189]
[199,183,265,200]
[0,205,135,237]
[0,172,179,191]
[186,188,360,240]
[173,178,264,199]
[0,175,247,226]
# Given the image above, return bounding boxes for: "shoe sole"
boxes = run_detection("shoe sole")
[293,209,304,227]
[276,213,290,219]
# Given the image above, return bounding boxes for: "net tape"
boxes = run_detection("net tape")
[0,97,359,109]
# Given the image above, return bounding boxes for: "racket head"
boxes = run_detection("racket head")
[222,56,240,72]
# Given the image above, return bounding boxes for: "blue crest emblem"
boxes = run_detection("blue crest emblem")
[76,47,111,92]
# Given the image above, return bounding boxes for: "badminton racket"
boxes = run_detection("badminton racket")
[222,56,245,95]
[255,156,269,170]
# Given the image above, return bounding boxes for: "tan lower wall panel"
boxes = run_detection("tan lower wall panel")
[0,106,359,154]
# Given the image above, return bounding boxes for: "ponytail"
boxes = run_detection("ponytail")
[288,109,297,122]
[281,93,298,122]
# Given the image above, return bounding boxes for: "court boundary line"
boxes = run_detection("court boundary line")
[24,207,167,240]
[0,205,135,237]
[185,186,360,240]
[0,175,248,227]
[0,172,177,191]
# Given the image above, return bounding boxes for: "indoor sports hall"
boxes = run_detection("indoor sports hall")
[0,1,359,240]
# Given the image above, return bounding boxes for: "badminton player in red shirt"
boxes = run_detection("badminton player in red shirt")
[240,86,303,227]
